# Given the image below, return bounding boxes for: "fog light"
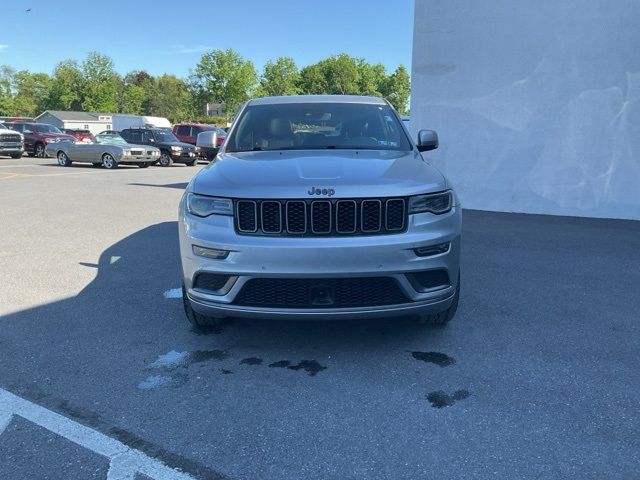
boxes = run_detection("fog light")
[192,245,229,259]
[414,242,450,257]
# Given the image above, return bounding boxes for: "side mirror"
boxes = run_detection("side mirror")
[417,129,439,152]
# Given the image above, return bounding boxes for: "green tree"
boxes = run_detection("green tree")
[256,57,300,97]
[190,49,257,114]
[147,75,193,121]
[2,70,52,117]
[356,59,386,96]
[119,83,145,114]
[380,65,411,114]
[321,54,360,95]
[298,63,328,94]
[81,52,119,112]
[0,66,16,115]
[47,60,85,111]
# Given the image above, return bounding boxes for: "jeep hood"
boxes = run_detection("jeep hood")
[191,150,447,199]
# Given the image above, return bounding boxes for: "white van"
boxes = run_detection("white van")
[112,115,171,132]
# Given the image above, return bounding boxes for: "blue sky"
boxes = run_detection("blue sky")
[0,0,414,77]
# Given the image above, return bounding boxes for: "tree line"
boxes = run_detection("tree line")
[0,50,410,123]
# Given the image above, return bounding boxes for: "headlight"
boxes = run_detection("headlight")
[44,138,58,143]
[171,146,183,152]
[408,191,453,215]
[186,193,233,217]
[123,150,131,156]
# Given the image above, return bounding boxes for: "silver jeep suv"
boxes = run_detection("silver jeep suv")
[179,95,461,327]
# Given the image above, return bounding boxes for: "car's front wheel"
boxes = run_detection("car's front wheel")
[102,153,118,169]
[138,162,150,168]
[417,271,460,325]
[34,143,45,158]
[182,284,223,328]
[57,151,71,167]
[185,159,197,166]
[10,153,22,159]
[159,152,173,167]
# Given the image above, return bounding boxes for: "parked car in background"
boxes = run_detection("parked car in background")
[120,127,197,167]
[174,123,226,161]
[97,130,120,136]
[61,128,96,143]
[173,124,226,146]
[6,122,74,157]
[45,132,160,169]
[0,122,24,158]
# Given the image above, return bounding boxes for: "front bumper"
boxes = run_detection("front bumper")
[0,144,23,155]
[179,204,462,320]
[120,154,159,164]
[170,151,198,163]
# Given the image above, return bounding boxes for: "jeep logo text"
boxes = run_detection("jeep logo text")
[307,187,335,197]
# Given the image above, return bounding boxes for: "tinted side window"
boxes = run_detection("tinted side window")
[142,131,154,143]
[190,126,201,136]
[176,125,190,136]
[10,124,24,133]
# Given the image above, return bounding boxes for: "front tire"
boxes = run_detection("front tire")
[182,284,222,328]
[57,151,71,166]
[10,153,22,159]
[34,143,45,158]
[185,159,197,166]
[138,162,150,168]
[417,272,460,325]
[159,152,173,167]
[102,153,118,169]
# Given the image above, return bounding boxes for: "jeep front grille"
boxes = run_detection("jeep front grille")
[234,198,406,236]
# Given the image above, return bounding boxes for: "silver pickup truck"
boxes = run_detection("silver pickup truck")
[0,123,24,159]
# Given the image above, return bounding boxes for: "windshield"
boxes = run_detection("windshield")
[34,124,62,134]
[95,134,127,145]
[153,130,179,142]
[226,102,411,152]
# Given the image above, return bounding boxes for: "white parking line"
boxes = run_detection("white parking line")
[0,388,196,480]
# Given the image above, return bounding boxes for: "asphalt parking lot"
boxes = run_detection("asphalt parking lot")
[1,156,639,480]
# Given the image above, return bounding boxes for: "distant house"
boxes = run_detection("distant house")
[204,103,224,117]
[35,111,114,135]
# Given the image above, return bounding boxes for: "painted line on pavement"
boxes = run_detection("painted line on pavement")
[0,388,197,480]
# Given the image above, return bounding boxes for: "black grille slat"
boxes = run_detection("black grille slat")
[311,201,331,234]
[385,199,405,231]
[261,201,282,233]
[336,200,357,233]
[234,277,409,308]
[361,200,382,232]
[286,201,307,234]
[235,198,407,237]
[237,201,257,232]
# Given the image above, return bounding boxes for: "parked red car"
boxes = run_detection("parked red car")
[62,128,96,143]
[7,122,75,157]
[174,123,225,145]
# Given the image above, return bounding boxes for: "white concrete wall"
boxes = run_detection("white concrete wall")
[411,0,640,220]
